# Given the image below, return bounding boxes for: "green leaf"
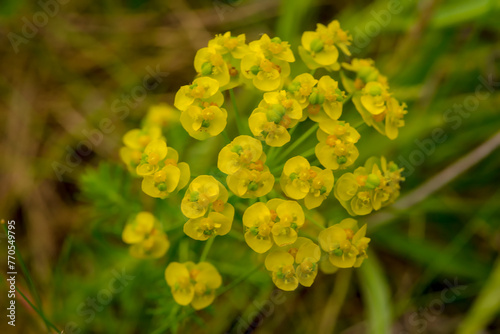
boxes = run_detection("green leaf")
[358,251,391,334]
[457,258,500,334]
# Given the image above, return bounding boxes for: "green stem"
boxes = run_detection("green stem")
[343,93,353,104]
[200,236,216,262]
[16,287,60,333]
[274,123,319,166]
[304,211,325,230]
[217,264,263,296]
[229,89,246,135]
[221,129,231,144]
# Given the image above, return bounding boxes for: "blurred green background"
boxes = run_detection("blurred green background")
[1,0,500,333]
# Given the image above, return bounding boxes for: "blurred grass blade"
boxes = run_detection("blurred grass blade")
[358,251,391,334]
[457,257,500,334]
[373,229,488,281]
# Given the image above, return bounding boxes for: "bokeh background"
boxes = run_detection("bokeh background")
[1,0,500,333]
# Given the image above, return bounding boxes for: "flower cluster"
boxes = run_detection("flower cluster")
[334,156,405,215]
[342,58,407,139]
[165,261,222,310]
[218,135,275,198]
[117,19,408,310]
[122,212,170,259]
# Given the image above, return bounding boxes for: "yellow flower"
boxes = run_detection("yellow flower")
[141,147,190,199]
[183,210,234,241]
[123,126,163,151]
[242,202,274,253]
[122,212,170,259]
[180,104,228,140]
[208,32,249,59]
[143,103,180,129]
[280,237,322,287]
[181,175,231,219]
[241,52,291,91]
[129,232,170,259]
[341,58,388,93]
[249,34,295,63]
[248,112,290,147]
[120,127,163,174]
[334,157,404,216]
[280,156,335,209]
[227,168,275,198]
[303,75,346,123]
[174,77,223,111]
[136,139,169,176]
[360,81,390,115]
[120,147,144,175]
[298,20,351,71]
[318,221,360,268]
[243,199,304,252]
[248,91,302,147]
[385,97,407,140]
[218,135,264,175]
[287,73,318,109]
[264,251,299,291]
[315,121,360,170]
[165,261,222,309]
[270,199,305,246]
[194,47,230,87]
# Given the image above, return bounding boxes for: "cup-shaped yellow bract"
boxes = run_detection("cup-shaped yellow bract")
[287,73,318,109]
[334,156,404,216]
[318,219,370,268]
[194,47,230,87]
[241,43,292,92]
[218,135,263,176]
[360,81,390,115]
[250,34,295,63]
[120,126,163,174]
[174,77,224,112]
[341,58,388,93]
[165,261,222,310]
[295,239,321,287]
[319,224,358,269]
[136,139,169,176]
[240,34,295,92]
[183,210,234,241]
[208,32,249,59]
[243,199,305,253]
[122,212,170,259]
[227,168,275,198]
[298,20,351,71]
[181,176,234,227]
[315,121,360,170]
[278,237,322,287]
[385,97,407,140]
[180,104,228,140]
[265,250,299,291]
[248,90,302,147]
[280,156,334,209]
[141,147,190,199]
